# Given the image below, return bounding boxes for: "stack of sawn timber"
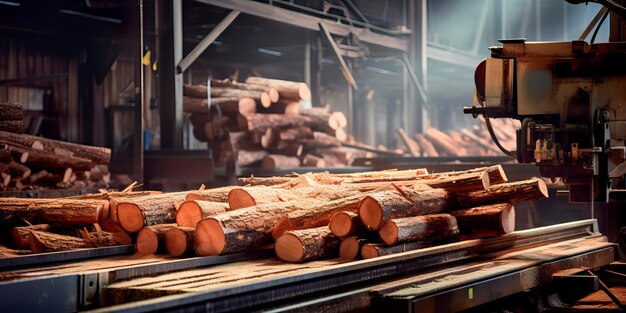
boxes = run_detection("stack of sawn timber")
[397,118,519,157]
[0,129,112,191]
[184,77,383,169]
[112,165,548,263]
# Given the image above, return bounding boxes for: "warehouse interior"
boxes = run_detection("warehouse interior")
[1,0,626,312]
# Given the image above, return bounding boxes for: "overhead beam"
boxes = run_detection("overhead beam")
[177,10,240,73]
[194,0,408,51]
[427,45,482,69]
[319,22,358,89]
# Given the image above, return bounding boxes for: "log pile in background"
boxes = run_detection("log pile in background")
[0,166,549,264]
[397,118,520,157]
[0,119,112,191]
[0,102,24,133]
[185,77,397,169]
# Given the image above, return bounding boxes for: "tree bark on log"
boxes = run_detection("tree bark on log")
[414,133,438,157]
[329,211,363,238]
[425,127,467,156]
[298,132,341,149]
[135,224,176,255]
[359,187,456,230]
[261,154,300,171]
[397,128,420,156]
[361,241,430,259]
[244,77,311,101]
[274,226,339,263]
[194,201,299,256]
[0,102,23,120]
[379,214,459,245]
[0,198,107,226]
[238,176,294,186]
[117,192,188,232]
[279,126,313,141]
[456,178,548,207]
[183,97,257,115]
[185,186,234,202]
[451,203,515,237]
[414,171,490,193]
[237,150,268,167]
[11,224,52,249]
[271,193,370,239]
[0,131,110,164]
[29,230,122,253]
[165,226,195,257]
[0,120,23,133]
[270,141,303,157]
[245,114,328,133]
[176,200,229,227]
[228,184,385,210]
[301,154,326,167]
[1,142,93,170]
[236,168,429,186]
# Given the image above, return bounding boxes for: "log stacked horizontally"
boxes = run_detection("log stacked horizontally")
[0,110,112,191]
[0,165,550,264]
[185,77,400,170]
[396,118,519,157]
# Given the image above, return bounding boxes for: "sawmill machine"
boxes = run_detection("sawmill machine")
[464,0,626,203]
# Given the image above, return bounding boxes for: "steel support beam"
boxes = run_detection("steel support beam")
[158,0,184,149]
[319,22,358,89]
[133,0,145,181]
[193,0,408,51]
[176,10,240,74]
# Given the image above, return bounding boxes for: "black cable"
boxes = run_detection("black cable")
[485,116,513,157]
[591,8,610,43]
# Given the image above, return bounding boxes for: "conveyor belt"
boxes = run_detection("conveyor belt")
[0,219,611,312]
[90,219,607,312]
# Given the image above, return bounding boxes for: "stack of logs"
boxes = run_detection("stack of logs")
[0,102,24,133]
[184,77,389,170]
[0,101,112,191]
[398,118,519,157]
[0,165,549,263]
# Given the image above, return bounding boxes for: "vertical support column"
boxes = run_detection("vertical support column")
[158,0,184,150]
[406,0,428,134]
[347,59,354,136]
[609,0,626,42]
[133,0,145,182]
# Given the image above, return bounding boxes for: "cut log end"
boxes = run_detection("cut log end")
[274,233,304,263]
[165,227,190,257]
[117,203,144,232]
[228,188,256,210]
[194,218,224,256]
[136,227,159,255]
[360,244,380,259]
[379,220,399,246]
[260,92,272,108]
[176,201,202,228]
[358,196,383,230]
[238,98,257,115]
[480,171,490,191]
[298,83,312,102]
[268,88,279,103]
[502,204,515,233]
[329,212,356,238]
[339,237,360,260]
[537,178,549,198]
